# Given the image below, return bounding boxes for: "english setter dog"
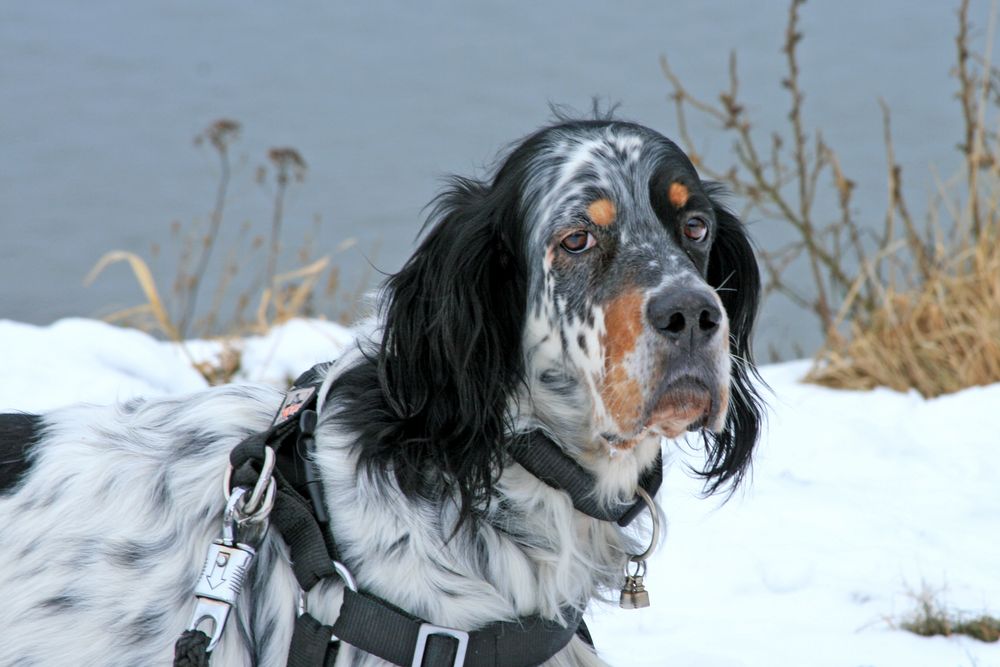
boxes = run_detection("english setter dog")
[0,118,762,666]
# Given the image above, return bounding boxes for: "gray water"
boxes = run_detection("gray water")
[1,1,984,355]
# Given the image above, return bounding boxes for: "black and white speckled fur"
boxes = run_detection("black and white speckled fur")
[0,118,763,666]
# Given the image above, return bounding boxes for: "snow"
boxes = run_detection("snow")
[590,362,1000,667]
[0,317,355,411]
[2,318,998,666]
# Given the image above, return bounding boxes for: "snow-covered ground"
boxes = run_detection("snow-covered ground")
[2,318,997,666]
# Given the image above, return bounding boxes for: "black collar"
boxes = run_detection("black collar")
[509,431,662,527]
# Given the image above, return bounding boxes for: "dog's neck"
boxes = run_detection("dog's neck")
[301,339,656,637]
[310,422,642,633]
[507,430,662,528]
[514,400,664,506]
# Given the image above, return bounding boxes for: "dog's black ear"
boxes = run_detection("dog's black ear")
[375,176,527,518]
[702,191,764,492]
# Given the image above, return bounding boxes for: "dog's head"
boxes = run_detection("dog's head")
[373,119,762,516]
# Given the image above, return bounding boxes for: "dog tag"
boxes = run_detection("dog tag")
[619,561,650,610]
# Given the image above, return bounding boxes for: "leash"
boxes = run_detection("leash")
[174,364,661,666]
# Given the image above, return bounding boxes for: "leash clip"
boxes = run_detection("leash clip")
[186,487,265,652]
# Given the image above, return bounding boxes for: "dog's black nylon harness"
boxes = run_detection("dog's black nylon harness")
[175,364,661,666]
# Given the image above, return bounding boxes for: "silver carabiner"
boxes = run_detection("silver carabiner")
[222,446,277,520]
[186,488,260,651]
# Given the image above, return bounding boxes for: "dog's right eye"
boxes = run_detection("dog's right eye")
[683,216,709,243]
[560,231,596,254]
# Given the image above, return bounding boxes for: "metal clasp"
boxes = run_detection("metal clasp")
[186,487,267,651]
[222,445,277,520]
[412,623,469,667]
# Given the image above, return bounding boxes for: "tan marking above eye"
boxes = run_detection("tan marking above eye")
[587,198,616,227]
[668,182,689,208]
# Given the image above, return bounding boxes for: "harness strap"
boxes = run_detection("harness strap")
[250,459,590,666]
[328,589,583,667]
[230,461,341,590]
[288,614,339,667]
[509,432,663,526]
[214,364,642,666]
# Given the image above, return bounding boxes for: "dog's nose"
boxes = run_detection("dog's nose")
[646,288,722,345]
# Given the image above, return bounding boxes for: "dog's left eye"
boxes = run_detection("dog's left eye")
[684,217,709,242]
[560,231,596,254]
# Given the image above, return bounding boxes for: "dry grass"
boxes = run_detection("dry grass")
[191,341,243,387]
[896,584,1000,643]
[87,120,372,384]
[85,250,179,340]
[808,230,1000,396]
[808,0,1000,397]
[663,0,1000,397]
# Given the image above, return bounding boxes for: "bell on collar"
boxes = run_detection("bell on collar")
[619,560,650,609]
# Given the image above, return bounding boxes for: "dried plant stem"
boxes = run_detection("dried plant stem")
[85,126,366,383]
[264,148,307,302]
[782,0,830,332]
[179,121,239,337]
[880,101,932,283]
[957,0,982,236]
[661,0,856,335]
[266,171,286,295]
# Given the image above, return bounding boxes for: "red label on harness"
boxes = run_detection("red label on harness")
[273,387,316,426]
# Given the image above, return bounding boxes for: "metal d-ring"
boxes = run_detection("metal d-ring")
[324,560,359,645]
[332,560,358,592]
[294,563,358,644]
[628,488,660,563]
[625,558,647,579]
[222,446,277,520]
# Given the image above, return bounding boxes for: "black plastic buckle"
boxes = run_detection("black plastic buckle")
[296,409,328,524]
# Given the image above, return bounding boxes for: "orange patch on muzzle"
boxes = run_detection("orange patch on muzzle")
[600,290,646,431]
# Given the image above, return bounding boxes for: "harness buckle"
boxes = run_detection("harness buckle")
[412,623,469,667]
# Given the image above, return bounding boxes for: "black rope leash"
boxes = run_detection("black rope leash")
[173,629,211,667]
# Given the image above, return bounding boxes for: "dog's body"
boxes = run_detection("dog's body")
[0,119,762,666]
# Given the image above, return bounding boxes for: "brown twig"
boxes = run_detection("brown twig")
[956,0,982,236]
[880,101,933,282]
[263,148,307,301]
[179,119,241,337]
